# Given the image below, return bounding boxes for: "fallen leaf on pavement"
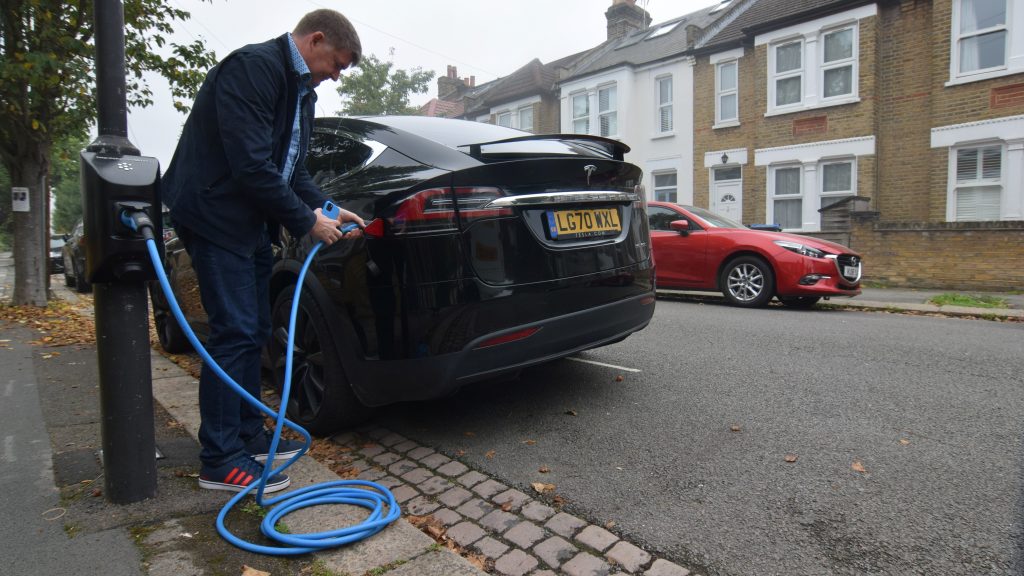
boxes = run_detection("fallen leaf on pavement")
[899,439,910,445]
[485,450,496,460]
[564,409,577,416]
[730,425,742,432]
[538,466,550,473]
[500,501,513,512]
[852,460,867,473]
[241,566,270,576]
[531,482,555,494]
[455,449,466,457]
[521,439,537,445]
[615,375,624,382]
[605,520,617,530]
[784,454,798,463]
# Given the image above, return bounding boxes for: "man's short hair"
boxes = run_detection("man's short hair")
[294,9,362,66]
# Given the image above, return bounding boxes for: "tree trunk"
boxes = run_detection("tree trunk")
[12,150,50,307]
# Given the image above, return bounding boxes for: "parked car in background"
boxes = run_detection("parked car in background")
[151,116,656,434]
[49,234,66,274]
[647,202,861,308]
[62,220,91,293]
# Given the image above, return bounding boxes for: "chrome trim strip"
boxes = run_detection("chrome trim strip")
[486,191,638,208]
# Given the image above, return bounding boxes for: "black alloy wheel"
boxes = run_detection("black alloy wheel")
[269,286,370,436]
[149,283,192,353]
[778,296,822,309]
[73,260,92,293]
[720,256,775,307]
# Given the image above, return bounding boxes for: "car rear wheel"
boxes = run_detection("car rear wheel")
[73,261,91,293]
[269,286,371,436]
[721,256,774,307]
[149,284,192,353]
[778,296,821,309]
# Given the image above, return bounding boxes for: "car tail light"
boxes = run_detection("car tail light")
[453,187,512,223]
[392,187,511,235]
[393,188,456,233]
[362,218,386,239]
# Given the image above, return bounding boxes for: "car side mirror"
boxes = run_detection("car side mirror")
[669,220,690,235]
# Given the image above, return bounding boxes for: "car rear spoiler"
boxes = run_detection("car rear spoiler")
[464,134,630,161]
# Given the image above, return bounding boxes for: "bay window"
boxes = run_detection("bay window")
[519,106,534,132]
[772,166,803,229]
[572,93,590,134]
[820,160,855,208]
[653,171,678,202]
[954,145,1003,220]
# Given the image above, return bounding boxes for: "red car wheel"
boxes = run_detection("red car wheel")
[721,256,774,307]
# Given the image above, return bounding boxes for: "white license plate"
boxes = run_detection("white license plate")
[844,265,859,277]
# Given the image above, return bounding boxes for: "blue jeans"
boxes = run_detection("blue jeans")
[183,230,273,467]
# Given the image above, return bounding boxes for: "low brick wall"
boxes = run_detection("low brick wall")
[849,219,1024,291]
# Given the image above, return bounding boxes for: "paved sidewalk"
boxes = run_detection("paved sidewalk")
[0,260,486,575]
[657,286,1023,320]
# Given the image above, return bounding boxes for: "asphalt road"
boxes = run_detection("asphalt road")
[373,299,1024,576]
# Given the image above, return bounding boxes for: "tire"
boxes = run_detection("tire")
[269,285,371,436]
[779,296,821,309]
[720,256,775,307]
[150,284,193,354]
[73,261,92,293]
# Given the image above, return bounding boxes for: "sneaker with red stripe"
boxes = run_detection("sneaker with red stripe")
[198,454,290,493]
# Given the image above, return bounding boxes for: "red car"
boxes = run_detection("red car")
[647,202,862,308]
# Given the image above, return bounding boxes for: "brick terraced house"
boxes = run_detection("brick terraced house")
[425,0,1022,289]
[691,0,1024,289]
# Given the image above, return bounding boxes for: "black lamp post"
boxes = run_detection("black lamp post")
[86,0,159,504]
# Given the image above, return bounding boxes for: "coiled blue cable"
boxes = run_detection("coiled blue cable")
[138,214,400,555]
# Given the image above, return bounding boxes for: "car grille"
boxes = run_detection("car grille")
[834,254,862,283]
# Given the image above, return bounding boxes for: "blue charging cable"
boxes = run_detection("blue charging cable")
[122,203,400,555]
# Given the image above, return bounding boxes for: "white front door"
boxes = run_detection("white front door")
[712,166,743,221]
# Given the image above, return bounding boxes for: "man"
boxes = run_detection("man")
[161,9,364,493]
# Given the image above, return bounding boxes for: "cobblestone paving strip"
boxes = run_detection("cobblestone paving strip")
[319,425,700,576]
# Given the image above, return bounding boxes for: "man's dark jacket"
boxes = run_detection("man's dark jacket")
[161,34,325,257]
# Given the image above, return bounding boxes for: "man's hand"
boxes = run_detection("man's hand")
[310,207,366,245]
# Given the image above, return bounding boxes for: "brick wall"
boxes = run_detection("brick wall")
[850,219,1024,290]
[538,96,561,134]
[693,14,879,222]
[877,0,1024,223]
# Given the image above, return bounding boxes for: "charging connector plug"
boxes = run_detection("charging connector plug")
[322,200,362,234]
[120,208,156,241]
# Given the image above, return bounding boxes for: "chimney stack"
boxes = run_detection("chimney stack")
[438,65,466,101]
[606,0,651,41]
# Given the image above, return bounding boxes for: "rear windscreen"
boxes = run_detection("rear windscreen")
[366,117,616,159]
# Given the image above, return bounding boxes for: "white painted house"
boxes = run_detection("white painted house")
[558,0,728,205]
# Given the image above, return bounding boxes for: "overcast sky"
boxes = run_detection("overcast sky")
[125,0,722,167]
